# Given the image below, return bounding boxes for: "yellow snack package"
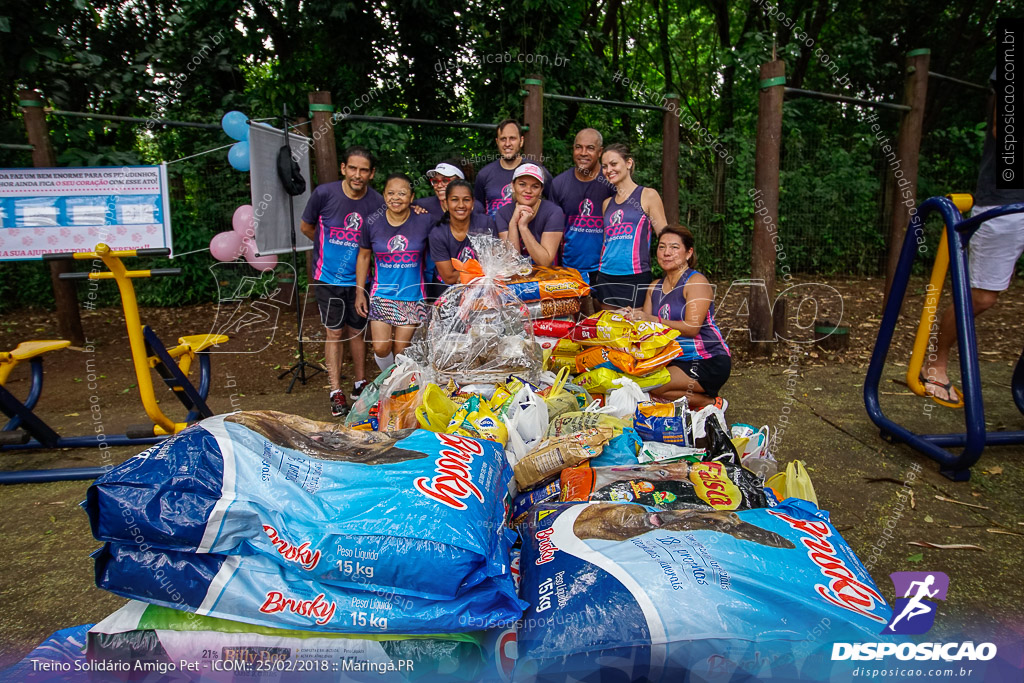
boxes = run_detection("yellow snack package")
[574,366,671,394]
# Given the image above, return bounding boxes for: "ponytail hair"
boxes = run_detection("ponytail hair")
[659,224,697,269]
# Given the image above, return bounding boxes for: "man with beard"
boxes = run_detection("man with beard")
[300,146,384,418]
[474,119,550,216]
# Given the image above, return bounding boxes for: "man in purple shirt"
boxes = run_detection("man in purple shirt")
[299,146,384,417]
[549,128,615,312]
[474,119,550,216]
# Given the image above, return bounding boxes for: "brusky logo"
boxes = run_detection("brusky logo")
[580,198,594,216]
[387,235,408,252]
[884,571,949,635]
[343,212,363,230]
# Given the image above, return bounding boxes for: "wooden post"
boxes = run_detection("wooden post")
[661,94,680,224]
[883,49,930,307]
[522,76,544,163]
[20,89,85,347]
[750,62,785,351]
[307,92,339,185]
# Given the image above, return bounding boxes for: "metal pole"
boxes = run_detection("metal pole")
[783,88,911,112]
[543,92,669,112]
[46,109,221,130]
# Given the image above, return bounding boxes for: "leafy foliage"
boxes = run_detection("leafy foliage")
[0,0,1013,309]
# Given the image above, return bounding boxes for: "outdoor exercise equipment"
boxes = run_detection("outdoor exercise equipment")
[864,195,1024,481]
[0,245,228,484]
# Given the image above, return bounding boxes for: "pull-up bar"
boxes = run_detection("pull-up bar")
[543,92,669,112]
[42,109,221,130]
[0,143,33,151]
[928,71,988,91]
[783,87,911,112]
[325,114,496,131]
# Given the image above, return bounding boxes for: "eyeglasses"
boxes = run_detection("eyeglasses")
[429,176,455,185]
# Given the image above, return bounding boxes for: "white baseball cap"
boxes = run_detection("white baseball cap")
[426,162,465,179]
[513,163,545,184]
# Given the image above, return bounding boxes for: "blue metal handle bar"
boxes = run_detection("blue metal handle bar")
[954,201,1024,241]
[865,196,983,480]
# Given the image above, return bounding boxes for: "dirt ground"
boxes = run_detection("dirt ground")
[0,274,1022,667]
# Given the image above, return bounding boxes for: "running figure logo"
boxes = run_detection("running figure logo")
[343,212,363,231]
[580,198,594,216]
[609,210,624,225]
[883,571,949,635]
[387,235,408,252]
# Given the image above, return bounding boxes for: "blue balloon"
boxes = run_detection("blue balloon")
[228,141,250,172]
[221,110,249,141]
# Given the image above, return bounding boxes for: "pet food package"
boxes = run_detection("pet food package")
[84,412,515,601]
[506,266,590,302]
[571,311,680,359]
[94,544,526,636]
[559,462,767,511]
[87,601,484,682]
[516,500,894,682]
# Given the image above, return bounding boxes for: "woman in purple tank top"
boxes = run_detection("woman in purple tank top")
[623,225,731,410]
[593,143,669,310]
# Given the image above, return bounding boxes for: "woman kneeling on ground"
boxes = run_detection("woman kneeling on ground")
[622,225,731,410]
[355,173,433,371]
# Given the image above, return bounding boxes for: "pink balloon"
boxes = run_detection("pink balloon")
[232,205,255,237]
[210,230,244,261]
[242,238,278,272]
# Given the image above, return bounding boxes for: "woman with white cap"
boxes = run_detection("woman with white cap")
[414,159,469,223]
[495,163,565,267]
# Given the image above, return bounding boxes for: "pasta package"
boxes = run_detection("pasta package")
[546,412,624,439]
[513,430,609,490]
[532,319,577,339]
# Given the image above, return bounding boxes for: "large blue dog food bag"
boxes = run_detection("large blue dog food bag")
[84,411,515,600]
[94,542,526,636]
[516,499,894,681]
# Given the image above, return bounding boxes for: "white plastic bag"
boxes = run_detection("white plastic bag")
[503,385,549,465]
[602,378,649,419]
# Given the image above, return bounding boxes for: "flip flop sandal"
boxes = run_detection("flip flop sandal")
[919,374,964,409]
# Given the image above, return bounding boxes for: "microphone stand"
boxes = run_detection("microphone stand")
[277,103,324,393]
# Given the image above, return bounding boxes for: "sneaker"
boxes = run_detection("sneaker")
[349,380,368,402]
[712,396,729,413]
[330,390,349,418]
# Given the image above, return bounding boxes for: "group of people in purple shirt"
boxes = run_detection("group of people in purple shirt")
[300,119,731,417]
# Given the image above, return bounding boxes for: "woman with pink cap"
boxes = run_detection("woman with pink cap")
[495,163,566,266]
